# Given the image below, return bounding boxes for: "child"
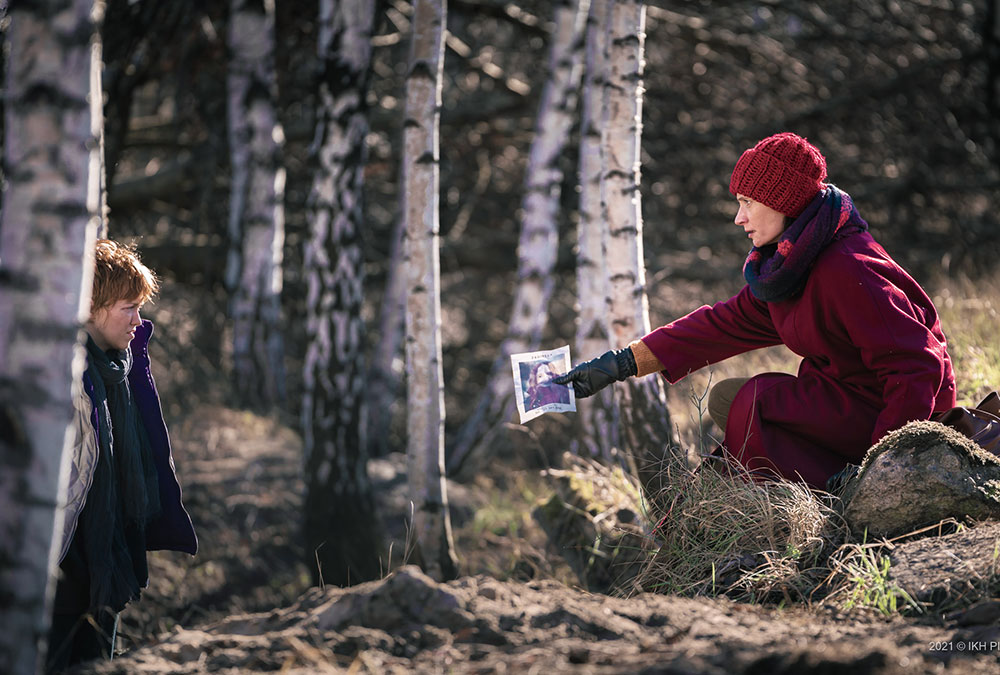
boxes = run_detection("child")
[47,240,197,671]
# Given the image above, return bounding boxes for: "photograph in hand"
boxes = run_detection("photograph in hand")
[510,346,576,423]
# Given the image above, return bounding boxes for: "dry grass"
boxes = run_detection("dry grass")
[625,450,844,604]
[932,272,1000,406]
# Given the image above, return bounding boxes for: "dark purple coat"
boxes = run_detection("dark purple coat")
[79,320,198,555]
[527,383,570,410]
[641,231,955,488]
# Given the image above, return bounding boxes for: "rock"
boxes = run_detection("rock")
[843,421,1000,539]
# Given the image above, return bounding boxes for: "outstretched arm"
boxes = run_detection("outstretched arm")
[639,285,782,383]
[559,286,783,395]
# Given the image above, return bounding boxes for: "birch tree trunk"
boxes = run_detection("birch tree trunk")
[602,0,675,497]
[0,1,103,671]
[301,0,383,587]
[367,217,406,457]
[225,0,286,410]
[403,0,458,581]
[573,0,619,463]
[449,0,590,475]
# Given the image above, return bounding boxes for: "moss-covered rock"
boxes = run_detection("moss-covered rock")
[843,421,1000,539]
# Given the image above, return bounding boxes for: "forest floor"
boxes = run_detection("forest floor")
[69,394,1000,674]
[66,275,1000,674]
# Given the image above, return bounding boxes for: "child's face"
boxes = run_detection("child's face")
[87,297,144,352]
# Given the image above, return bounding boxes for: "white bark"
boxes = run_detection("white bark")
[301,0,383,586]
[506,0,590,355]
[574,0,618,461]
[450,0,590,474]
[601,0,674,491]
[602,0,651,346]
[226,0,286,409]
[403,0,458,581]
[0,1,102,671]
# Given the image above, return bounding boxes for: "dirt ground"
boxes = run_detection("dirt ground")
[62,386,1000,675]
[89,565,1000,674]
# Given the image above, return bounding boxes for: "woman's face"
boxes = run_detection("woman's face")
[735,194,787,247]
[536,363,554,385]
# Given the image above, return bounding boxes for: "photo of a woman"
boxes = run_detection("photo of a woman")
[522,361,570,412]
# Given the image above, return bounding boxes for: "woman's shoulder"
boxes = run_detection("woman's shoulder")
[813,230,891,275]
[810,231,919,302]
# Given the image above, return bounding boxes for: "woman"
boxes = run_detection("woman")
[526,361,570,410]
[556,132,955,489]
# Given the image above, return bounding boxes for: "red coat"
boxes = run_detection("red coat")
[641,231,955,488]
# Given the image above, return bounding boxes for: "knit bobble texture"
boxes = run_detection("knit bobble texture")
[729,132,827,217]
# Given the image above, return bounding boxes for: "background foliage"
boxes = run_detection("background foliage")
[98,0,999,452]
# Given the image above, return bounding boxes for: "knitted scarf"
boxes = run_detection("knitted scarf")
[81,336,161,613]
[743,185,868,302]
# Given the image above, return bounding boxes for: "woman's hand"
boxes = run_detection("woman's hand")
[552,348,637,398]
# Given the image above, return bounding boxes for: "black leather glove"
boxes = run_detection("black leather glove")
[552,348,637,398]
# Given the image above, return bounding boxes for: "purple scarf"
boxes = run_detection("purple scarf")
[743,185,868,302]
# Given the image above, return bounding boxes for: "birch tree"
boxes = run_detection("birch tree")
[403,0,458,581]
[225,0,286,409]
[0,1,103,671]
[367,218,405,457]
[602,0,674,494]
[301,0,383,587]
[450,0,590,475]
[573,0,618,462]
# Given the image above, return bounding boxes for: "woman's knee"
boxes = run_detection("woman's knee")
[708,377,750,430]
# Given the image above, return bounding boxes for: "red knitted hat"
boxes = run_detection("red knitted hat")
[729,132,827,217]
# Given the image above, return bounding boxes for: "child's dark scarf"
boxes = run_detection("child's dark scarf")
[743,185,868,302]
[81,336,161,613]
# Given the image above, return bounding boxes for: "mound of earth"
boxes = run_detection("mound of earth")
[888,521,1000,613]
[88,565,995,674]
